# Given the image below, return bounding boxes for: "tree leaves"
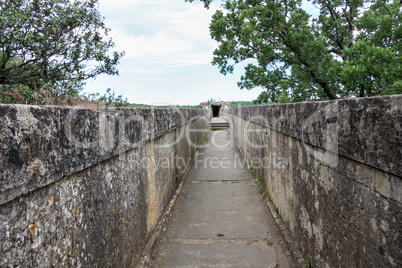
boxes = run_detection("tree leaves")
[203,0,401,102]
[0,0,124,87]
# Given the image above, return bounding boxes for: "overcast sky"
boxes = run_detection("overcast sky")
[83,0,317,105]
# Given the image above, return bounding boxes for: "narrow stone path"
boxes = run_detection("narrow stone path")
[150,129,296,267]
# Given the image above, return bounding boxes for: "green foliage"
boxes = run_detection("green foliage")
[0,81,83,105]
[248,158,265,192]
[305,259,311,267]
[0,83,130,108]
[201,0,401,102]
[230,101,267,107]
[204,133,209,142]
[265,189,271,201]
[87,88,129,108]
[123,103,202,108]
[124,103,153,108]
[185,0,213,9]
[172,173,180,193]
[0,0,124,88]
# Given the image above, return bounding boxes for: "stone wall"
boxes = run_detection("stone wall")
[0,105,210,267]
[223,95,401,268]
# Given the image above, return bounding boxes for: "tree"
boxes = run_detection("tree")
[193,0,401,103]
[0,0,124,87]
[185,0,213,8]
[86,88,129,108]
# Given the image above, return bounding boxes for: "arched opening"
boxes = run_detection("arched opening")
[211,105,221,117]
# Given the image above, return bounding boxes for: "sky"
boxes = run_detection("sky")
[83,0,318,105]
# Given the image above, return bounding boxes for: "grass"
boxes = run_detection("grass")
[248,159,265,194]
[248,159,274,204]
[196,131,209,149]
[172,173,180,193]
[196,137,202,149]
[265,189,271,201]
[249,159,278,218]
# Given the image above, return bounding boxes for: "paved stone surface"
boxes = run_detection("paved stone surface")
[150,130,295,267]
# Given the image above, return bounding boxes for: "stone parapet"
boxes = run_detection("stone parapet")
[0,105,210,267]
[224,95,401,268]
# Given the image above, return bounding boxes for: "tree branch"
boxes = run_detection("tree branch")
[325,1,344,51]
[326,48,342,55]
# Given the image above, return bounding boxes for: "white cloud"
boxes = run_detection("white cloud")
[85,0,262,105]
[99,0,218,72]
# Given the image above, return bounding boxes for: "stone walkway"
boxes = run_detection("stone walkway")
[150,129,296,267]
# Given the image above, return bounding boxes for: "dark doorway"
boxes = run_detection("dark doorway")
[211,105,221,117]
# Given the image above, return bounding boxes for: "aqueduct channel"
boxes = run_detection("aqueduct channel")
[0,95,400,267]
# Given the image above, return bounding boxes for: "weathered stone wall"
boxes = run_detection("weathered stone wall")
[223,95,401,268]
[0,105,210,267]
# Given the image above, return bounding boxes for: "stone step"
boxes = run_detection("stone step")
[209,118,229,128]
